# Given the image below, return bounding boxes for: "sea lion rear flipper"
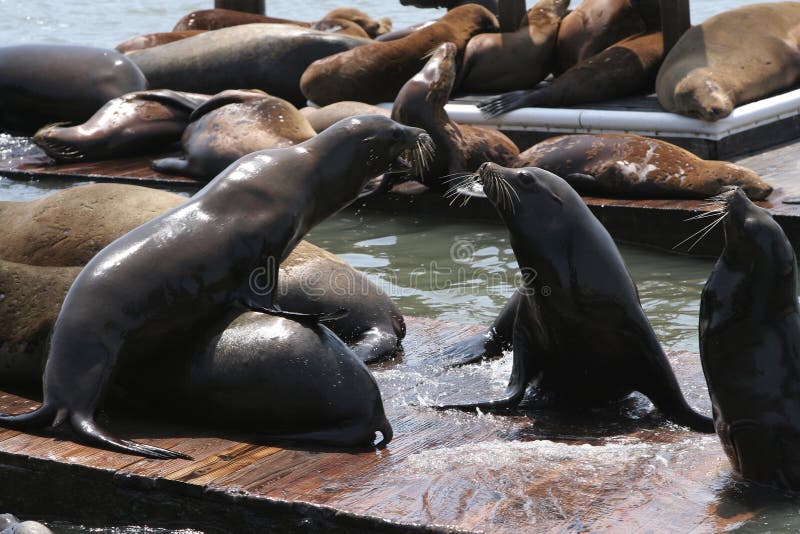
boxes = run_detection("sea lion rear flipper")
[442,290,520,367]
[0,402,57,429]
[68,413,193,460]
[152,157,190,175]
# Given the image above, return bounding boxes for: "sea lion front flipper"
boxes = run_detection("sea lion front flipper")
[442,290,520,367]
[252,304,350,325]
[349,327,402,364]
[564,173,604,196]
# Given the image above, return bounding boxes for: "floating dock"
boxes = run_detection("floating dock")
[0,316,764,533]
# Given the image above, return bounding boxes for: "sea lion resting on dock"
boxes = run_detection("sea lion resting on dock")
[300,5,498,105]
[480,31,664,116]
[511,134,772,200]
[300,102,391,132]
[0,183,407,364]
[435,163,714,432]
[700,188,800,490]
[0,44,147,136]
[391,42,519,189]
[33,90,211,163]
[172,8,310,31]
[152,90,316,180]
[0,116,430,459]
[656,2,800,121]
[456,0,568,93]
[115,31,206,54]
[0,260,393,449]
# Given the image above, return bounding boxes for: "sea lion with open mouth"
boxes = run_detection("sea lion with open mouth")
[0,116,432,459]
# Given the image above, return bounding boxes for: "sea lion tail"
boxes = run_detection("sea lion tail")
[68,412,194,460]
[0,402,58,429]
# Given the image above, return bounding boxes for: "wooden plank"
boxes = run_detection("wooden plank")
[214,0,265,14]
[498,0,526,32]
[661,0,691,55]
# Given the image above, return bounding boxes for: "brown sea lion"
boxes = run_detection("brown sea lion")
[300,5,499,105]
[656,3,800,121]
[115,31,206,54]
[322,7,385,38]
[33,90,210,162]
[0,116,428,459]
[300,102,390,132]
[152,89,316,180]
[480,31,664,116]
[392,42,518,188]
[555,0,659,74]
[172,8,309,31]
[0,183,406,364]
[456,0,568,93]
[512,134,772,200]
[311,18,370,39]
[375,20,436,42]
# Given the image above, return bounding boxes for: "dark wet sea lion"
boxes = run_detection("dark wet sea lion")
[172,8,309,31]
[656,3,800,121]
[456,0,568,93]
[115,31,206,54]
[392,42,518,188]
[300,5,498,105]
[300,102,390,132]
[480,31,664,116]
[33,90,210,162]
[152,90,316,180]
[0,44,147,136]
[700,188,800,490]
[0,183,406,363]
[554,0,658,74]
[511,134,772,200]
[435,163,713,432]
[400,0,499,15]
[0,116,429,459]
[129,24,369,108]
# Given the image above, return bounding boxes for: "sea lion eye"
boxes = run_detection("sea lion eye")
[517,171,534,183]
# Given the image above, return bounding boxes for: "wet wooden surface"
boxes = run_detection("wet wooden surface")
[0,316,781,533]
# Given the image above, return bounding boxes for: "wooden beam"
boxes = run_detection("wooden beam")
[661,0,691,55]
[498,0,526,32]
[214,0,264,14]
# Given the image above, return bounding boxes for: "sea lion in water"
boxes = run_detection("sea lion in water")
[554,0,659,74]
[392,42,519,189]
[300,102,390,132]
[0,44,147,135]
[456,0,568,93]
[511,134,772,200]
[435,163,713,432]
[300,5,499,105]
[33,90,210,162]
[172,8,309,31]
[115,31,206,54]
[480,31,664,116]
[0,183,406,363]
[700,188,800,490]
[152,90,316,180]
[128,24,369,108]
[0,116,430,458]
[656,3,800,121]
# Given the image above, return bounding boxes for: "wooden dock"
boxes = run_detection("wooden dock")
[0,316,781,533]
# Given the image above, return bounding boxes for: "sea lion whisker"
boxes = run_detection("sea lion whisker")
[687,213,728,252]
[685,209,724,221]
[673,212,728,250]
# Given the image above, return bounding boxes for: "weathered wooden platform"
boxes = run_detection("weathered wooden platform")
[0,316,787,533]
[3,137,800,257]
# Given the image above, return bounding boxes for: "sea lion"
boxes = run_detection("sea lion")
[434,163,714,433]
[656,3,800,121]
[151,90,316,180]
[311,18,371,39]
[511,134,772,200]
[392,42,519,188]
[554,0,659,74]
[322,7,386,38]
[0,116,430,458]
[400,0,499,15]
[33,90,210,162]
[0,44,148,136]
[300,5,499,105]
[300,102,391,132]
[128,24,369,108]
[456,0,568,93]
[115,31,206,54]
[0,183,406,363]
[375,20,437,42]
[480,31,664,116]
[172,8,309,31]
[700,188,800,490]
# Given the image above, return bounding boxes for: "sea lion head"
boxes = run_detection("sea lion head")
[416,42,458,107]
[674,71,734,121]
[718,188,796,298]
[714,162,772,201]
